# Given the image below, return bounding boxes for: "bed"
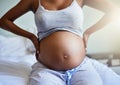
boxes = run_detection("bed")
[0,35,36,85]
[0,35,120,85]
[0,61,31,85]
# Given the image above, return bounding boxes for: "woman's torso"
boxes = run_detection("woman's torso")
[34,0,85,70]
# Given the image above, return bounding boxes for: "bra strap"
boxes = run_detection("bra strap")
[38,0,41,6]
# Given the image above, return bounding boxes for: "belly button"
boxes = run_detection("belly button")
[63,55,68,59]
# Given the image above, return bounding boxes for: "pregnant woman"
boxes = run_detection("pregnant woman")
[0,0,120,85]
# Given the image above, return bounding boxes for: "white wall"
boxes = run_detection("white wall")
[0,0,120,54]
[0,0,36,36]
[83,0,120,54]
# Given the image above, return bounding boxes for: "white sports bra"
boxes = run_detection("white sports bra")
[35,0,84,40]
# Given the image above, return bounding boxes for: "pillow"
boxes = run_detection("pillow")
[0,35,36,65]
[0,28,17,37]
[25,39,36,54]
[0,35,36,64]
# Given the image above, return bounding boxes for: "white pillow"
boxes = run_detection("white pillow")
[0,35,36,64]
[25,39,36,54]
[0,35,27,61]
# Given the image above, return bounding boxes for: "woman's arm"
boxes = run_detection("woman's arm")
[83,0,119,48]
[0,0,39,50]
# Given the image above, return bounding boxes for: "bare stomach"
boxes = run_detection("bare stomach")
[37,31,86,70]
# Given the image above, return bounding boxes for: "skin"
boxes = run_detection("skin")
[0,0,118,70]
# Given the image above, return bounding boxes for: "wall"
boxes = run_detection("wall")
[83,0,120,54]
[0,0,120,54]
[0,0,36,37]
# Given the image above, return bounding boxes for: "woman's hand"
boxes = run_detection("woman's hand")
[83,31,90,50]
[29,34,40,59]
[30,34,39,50]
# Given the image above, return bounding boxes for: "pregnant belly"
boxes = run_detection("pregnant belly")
[37,31,86,70]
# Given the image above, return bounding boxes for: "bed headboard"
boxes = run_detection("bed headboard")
[87,53,120,67]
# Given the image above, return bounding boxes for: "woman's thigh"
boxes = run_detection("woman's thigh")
[27,62,66,85]
[28,71,65,85]
[70,57,103,85]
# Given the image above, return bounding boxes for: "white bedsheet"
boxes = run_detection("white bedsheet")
[0,76,26,85]
[0,60,32,85]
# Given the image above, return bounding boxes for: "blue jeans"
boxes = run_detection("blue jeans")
[28,57,120,85]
